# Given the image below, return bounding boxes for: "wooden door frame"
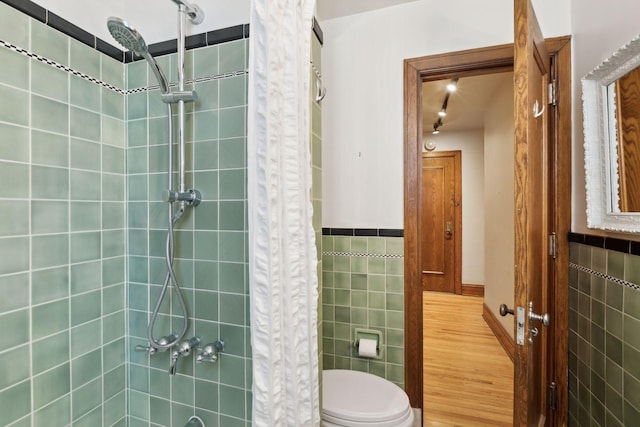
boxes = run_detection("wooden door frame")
[421,150,462,294]
[403,37,571,425]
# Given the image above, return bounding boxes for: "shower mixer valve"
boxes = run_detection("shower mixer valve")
[196,340,225,363]
[163,189,201,206]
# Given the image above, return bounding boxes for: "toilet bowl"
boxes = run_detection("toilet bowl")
[322,369,414,427]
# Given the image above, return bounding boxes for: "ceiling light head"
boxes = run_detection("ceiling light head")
[446,78,458,92]
[438,108,447,117]
[432,123,440,134]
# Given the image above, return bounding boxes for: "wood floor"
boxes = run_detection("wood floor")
[423,292,514,426]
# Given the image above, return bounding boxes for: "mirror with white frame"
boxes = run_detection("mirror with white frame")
[582,34,640,232]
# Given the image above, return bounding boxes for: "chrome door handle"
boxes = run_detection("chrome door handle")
[528,301,550,343]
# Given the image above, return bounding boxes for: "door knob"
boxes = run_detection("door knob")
[529,301,550,327]
[499,304,514,316]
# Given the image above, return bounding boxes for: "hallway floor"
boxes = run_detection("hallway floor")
[423,292,514,426]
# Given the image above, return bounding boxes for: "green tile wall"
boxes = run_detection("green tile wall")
[0,4,127,426]
[126,39,251,426]
[569,242,640,426]
[321,236,405,388]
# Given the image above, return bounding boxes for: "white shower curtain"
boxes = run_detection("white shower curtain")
[247,0,319,426]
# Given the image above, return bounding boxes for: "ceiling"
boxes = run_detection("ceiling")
[422,72,513,134]
[316,0,422,21]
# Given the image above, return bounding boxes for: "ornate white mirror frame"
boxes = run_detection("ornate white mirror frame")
[582,34,640,233]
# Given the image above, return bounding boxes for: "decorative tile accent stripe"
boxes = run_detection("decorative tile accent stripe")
[0,38,126,94]
[569,262,640,291]
[322,251,404,259]
[0,38,248,95]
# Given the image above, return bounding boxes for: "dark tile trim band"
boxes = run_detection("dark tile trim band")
[322,251,404,259]
[568,232,640,255]
[569,262,640,292]
[0,38,247,95]
[322,228,404,237]
[0,0,249,62]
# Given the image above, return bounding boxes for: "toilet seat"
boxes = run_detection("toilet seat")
[322,370,414,427]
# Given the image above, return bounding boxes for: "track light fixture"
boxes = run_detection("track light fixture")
[432,78,458,134]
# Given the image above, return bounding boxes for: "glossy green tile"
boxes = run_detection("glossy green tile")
[607,280,624,311]
[31,200,68,234]
[71,290,101,326]
[70,232,101,263]
[0,380,30,426]
[32,331,69,375]
[32,95,68,134]
[218,231,244,262]
[219,75,246,108]
[625,286,640,321]
[32,165,69,200]
[0,200,27,236]
[33,395,70,427]
[102,202,125,229]
[128,147,148,174]
[71,107,101,141]
[70,138,100,171]
[32,234,69,269]
[194,79,219,111]
[103,310,125,344]
[32,129,68,167]
[32,21,68,65]
[0,343,29,390]
[0,123,28,162]
[127,60,148,90]
[194,290,218,322]
[70,260,101,295]
[148,144,168,173]
[70,170,100,201]
[70,202,101,231]
[32,266,68,305]
[32,60,68,102]
[72,348,102,390]
[220,292,244,325]
[0,48,26,89]
[623,314,640,350]
[0,84,28,126]
[102,56,124,88]
[219,384,245,419]
[194,109,219,141]
[194,230,218,261]
[0,1,28,52]
[128,119,148,147]
[70,319,101,358]
[194,45,219,76]
[219,201,244,231]
[103,229,125,258]
[103,339,125,372]
[32,299,68,340]
[103,115,125,148]
[148,116,168,146]
[72,377,102,421]
[219,40,245,74]
[70,37,100,78]
[104,145,125,174]
[33,362,70,410]
[0,273,28,314]
[608,251,625,280]
[103,87,124,119]
[219,106,245,139]
[128,91,148,120]
[104,173,125,202]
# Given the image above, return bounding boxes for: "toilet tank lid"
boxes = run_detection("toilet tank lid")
[322,369,411,423]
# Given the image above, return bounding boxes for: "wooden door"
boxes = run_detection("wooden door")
[513,0,554,424]
[420,151,461,293]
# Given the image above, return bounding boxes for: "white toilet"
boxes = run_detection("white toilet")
[322,369,415,427]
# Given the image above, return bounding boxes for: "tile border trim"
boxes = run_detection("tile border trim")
[322,251,404,259]
[569,262,640,292]
[322,228,404,237]
[568,231,640,255]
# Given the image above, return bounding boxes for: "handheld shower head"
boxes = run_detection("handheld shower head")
[107,17,170,94]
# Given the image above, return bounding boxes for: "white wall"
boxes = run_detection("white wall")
[483,81,515,337]
[570,0,640,236]
[320,0,570,228]
[33,0,250,47]
[423,131,485,285]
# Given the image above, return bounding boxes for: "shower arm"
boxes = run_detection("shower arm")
[170,0,204,25]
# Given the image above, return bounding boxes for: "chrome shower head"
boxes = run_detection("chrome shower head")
[107,17,170,94]
[107,17,147,55]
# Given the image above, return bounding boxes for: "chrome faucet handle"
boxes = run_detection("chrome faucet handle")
[135,344,157,355]
[196,340,224,363]
[178,336,202,356]
[155,334,179,352]
[169,350,180,376]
